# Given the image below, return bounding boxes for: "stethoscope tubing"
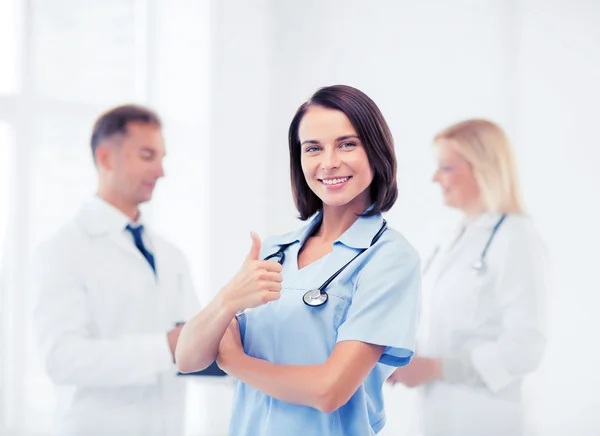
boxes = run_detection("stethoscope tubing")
[265,219,388,307]
[423,214,507,276]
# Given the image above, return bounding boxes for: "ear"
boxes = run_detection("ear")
[95,145,114,171]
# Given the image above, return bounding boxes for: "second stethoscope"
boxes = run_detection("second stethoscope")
[423,214,507,276]
[264,220,388,307]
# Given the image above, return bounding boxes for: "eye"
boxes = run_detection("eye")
[441,165,453,172]
[140,151,154,161]
[339,141,356,149]
[304,145,321,153]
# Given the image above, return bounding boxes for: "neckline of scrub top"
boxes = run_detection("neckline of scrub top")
[274,211,386,287]
[270,205,384,250]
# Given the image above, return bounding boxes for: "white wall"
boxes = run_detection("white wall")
[266,0,516,248]
[515,1,600,434]
[207,0,600,435]
[208,0,273,292]
[198,0,274,433]
[2,1,597,435]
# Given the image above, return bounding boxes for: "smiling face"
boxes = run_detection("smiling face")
[298,105,373,212]
[432,139,481,213]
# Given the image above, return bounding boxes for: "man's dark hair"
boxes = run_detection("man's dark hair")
[90,104,162,160]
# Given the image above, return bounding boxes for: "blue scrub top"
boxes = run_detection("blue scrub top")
[229,211,421,436]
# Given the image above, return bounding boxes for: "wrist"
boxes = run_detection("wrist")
[432,358,443,381]
[216,286,240,317]
[219,347,246,375]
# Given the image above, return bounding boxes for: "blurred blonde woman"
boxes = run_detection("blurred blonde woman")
[388,119,548,436]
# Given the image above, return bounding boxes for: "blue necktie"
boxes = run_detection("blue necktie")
[125,224,156,274]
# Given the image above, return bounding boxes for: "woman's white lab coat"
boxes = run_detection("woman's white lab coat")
[33,197,199,436]
[417,213,548,436]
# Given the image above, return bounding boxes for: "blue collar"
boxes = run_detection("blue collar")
[270,207,385,250]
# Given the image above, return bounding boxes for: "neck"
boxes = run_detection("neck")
[97,186,139,222]
[461,201,486,222]
[316,199,370,243]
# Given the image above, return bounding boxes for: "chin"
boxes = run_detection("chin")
[442,196,456,208]
[137,193,153,204]
[323,194,368,210]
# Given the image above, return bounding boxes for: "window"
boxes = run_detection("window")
[0,1,211,435]
[0,122,15,431]
[0,0,21,94]
[30,0,139,105]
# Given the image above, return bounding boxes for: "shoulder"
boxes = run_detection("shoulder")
[376,227,421,263]
[360,226,421,275]
[259,226,306,260]
[502,214,537,234]
[488,214,550,272]
[37,220,82,255]
[33,220,85,273]
[149,231,189,263]
[498,214,547,252]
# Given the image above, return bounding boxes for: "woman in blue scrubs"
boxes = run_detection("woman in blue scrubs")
[176,85,421,435]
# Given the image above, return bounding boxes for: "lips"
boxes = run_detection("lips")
[142,181,156,190]
[318,176,351,186]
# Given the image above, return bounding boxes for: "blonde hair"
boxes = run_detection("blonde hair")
[434,119,525,214]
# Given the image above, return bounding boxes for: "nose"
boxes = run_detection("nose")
[321,147,341,171]
[156,160,165,179]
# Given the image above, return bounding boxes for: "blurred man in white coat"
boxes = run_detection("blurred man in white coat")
[33,105,199,436]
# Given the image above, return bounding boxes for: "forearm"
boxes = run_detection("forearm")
[224,353,333,412]
[470,329,545,392]
[441,355,481,385]
[176,292,237,373]
[442,331,544,386]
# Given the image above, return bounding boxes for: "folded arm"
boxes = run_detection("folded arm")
[218,320,384,413]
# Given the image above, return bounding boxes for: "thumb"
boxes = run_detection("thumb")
[246,231,262,261]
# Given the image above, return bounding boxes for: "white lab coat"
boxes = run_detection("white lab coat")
[417,213,548,436]
[33,197,199,436]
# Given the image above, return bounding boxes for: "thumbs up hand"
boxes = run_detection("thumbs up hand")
[220,232,283,313]
[246,231,262,261]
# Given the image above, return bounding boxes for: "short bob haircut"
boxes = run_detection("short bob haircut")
[434,119,525,214]
[288,85,398,220]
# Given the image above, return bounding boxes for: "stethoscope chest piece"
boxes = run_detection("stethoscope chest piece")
[264,219,387,308]
[302,289,328,307]
[471,259,486,275]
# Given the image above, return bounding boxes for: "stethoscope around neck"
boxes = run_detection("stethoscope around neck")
[264,220,388,307]
[423,214,507,276]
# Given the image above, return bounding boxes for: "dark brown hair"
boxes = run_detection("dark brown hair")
[288,85,398,220]
[90,104,162,160]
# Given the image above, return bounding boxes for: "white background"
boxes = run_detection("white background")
[0,0,598,435]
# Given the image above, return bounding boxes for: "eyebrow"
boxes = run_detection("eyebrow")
[300,135,360,146]
[140,147,166,157]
